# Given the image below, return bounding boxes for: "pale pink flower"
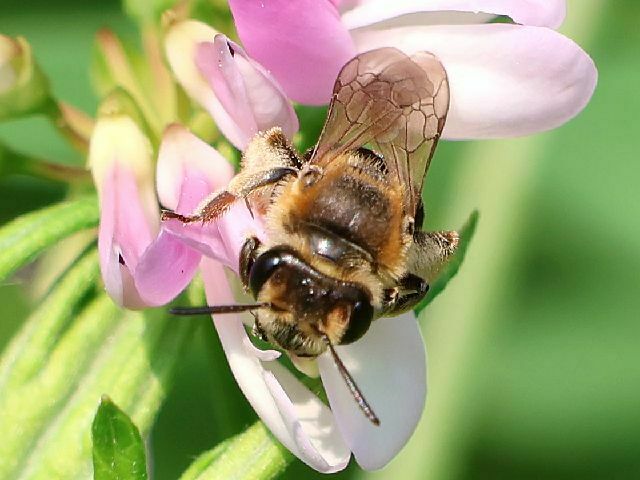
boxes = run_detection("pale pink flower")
[93,3,598,473]
[164,20,298,149]
[161,22,429,470]
[228,0,597,138]
[89,114,224,309]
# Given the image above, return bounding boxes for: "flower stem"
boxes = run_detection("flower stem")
[0,142,90,184]
[44,100,94,154]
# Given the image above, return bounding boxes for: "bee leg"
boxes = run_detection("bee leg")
[251,317,269,342]
[408,230,459,283]
[380,230,459,316]
[381,274,429,316]
[161,166,298,223]
[239,236,262,291]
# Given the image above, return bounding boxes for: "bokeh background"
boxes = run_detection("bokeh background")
[1,0,638,478]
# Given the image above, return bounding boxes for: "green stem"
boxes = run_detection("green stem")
[0,195,99,282]
[18,155,91,184]
[43,99,93,154]
[0,139,91,184]
[179,422,293,480]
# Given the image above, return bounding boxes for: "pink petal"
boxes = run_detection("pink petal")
[156,124,234,212]
[161,202,264,273]
[134,124,241,305]
[200,259,351,472]
[228,0,357,105]
[156,126,266,271]
[164,20,249,149]
[97,164,157,309]
[352,23,597,139]
[217,202,267,273]
[133,230,201,306]
[317,312,426,470]
[341,0,566,30]
[196,36,298,142]
[161,219,232,267]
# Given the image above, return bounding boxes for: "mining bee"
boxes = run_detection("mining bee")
[167,47,459,425]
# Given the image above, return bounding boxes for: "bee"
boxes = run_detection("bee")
[167,47,459,425]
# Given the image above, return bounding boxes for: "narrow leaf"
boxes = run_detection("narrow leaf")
[0,195,98,282]
[0,252,196,479]
[0,246,99,392]
[92,396,148,480]
[415,210,479,313]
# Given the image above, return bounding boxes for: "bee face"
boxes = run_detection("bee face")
[247,246,374,356]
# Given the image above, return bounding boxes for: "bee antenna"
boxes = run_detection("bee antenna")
[169,303,271,316]
[324,336,380,426]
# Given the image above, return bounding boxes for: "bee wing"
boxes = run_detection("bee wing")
[311,48,449,216]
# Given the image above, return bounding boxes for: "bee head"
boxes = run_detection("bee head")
[248,246,374,349]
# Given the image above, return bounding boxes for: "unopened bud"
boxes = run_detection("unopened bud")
[0,35,51,120]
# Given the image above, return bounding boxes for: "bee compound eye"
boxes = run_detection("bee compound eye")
[339,294,374,345]
[248,249,285,297]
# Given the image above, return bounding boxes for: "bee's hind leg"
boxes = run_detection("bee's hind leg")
[380,230,459,317]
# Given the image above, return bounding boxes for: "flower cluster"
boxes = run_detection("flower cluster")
[89,0,596,472]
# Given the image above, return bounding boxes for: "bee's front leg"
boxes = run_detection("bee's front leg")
[162,166,298,223]
[251,317,269,342]
[239,236,262,291]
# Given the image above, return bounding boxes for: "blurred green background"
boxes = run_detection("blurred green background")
[1,0,638,479]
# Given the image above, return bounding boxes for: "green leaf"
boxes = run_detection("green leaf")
[179,422,293,480]
[0,248,197,479]
[0,246,99,393]
[0,195,99,282]
[293,105,328,153]
[415,210,479,314]
[92,396,148,480]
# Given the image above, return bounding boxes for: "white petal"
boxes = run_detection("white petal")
[263,362,352,472]
[201,259,351,473]
[318,312,426,470]
[341,0,565,30]
[353,23,597,139]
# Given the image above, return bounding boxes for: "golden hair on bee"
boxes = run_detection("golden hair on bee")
[166,47,459,425]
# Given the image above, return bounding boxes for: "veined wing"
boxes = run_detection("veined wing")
[311,48,449,216]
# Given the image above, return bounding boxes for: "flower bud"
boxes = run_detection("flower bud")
[164,20,298,150]
[89,90,159,308]
[0,35,51,120]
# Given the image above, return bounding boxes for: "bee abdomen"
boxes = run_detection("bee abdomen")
[306,174,394,256]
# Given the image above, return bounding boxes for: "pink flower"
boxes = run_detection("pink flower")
[162,22,429,471]
[92,19,297,310]
[89,111,218,309]
[164,20,298,149]
[228,0,597,138]
[92,4,598,473]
